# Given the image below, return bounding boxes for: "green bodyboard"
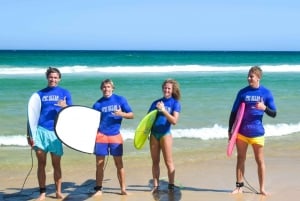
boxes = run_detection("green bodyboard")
[134,110,158,149]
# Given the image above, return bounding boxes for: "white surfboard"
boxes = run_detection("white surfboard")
[27,93,41,138]
[54,105,101,154]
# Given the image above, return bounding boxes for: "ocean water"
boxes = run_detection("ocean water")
[1,50,300,146]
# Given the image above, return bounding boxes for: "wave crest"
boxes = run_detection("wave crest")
[1,65,300,75]
[2,122,299,146]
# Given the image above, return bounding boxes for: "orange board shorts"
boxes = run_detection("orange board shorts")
[95,132,123,156]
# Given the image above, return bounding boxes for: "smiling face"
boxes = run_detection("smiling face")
[247,72,260,88]
[163,82,173,98]
[47,72,61,87]
[101,82,114,98]
[247,66,262,89]
[248,72,260,88]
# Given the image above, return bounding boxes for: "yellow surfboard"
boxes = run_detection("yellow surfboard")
[134,110,158,150]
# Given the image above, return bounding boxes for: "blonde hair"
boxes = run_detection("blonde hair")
[162,78,181,100]
[249,66,263,79]
[100,79,115,89]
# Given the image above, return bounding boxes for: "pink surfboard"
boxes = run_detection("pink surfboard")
[227,102,245,157]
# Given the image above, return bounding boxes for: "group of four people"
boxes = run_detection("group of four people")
[27,66,276,200]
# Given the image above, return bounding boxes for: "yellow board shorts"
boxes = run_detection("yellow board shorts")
[237,134,265,146]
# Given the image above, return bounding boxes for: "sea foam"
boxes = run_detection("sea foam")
[1,122,299,146]
[1,64,300,75]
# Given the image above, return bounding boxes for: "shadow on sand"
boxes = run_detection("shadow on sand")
[3,178,235,201]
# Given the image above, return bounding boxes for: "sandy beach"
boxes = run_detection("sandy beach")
[1,133,300,201]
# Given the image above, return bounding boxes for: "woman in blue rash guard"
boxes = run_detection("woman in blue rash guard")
[228,66,276,196]
[148,78,181,192]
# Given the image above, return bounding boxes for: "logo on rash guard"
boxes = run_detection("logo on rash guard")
[42,95,59,102]
[245,95,261,102]
[101,105,119,113]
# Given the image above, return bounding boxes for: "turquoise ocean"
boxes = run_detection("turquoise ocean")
[1,50,300,147]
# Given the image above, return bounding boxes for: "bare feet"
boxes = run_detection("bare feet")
[93,186,103,196]
[93,190,103,197]
[121,189,130,195]
[36,193,46,201]
[231,187,243,194]
[56,192,65,199]
[151,186,159,193]
[260,190,270,196]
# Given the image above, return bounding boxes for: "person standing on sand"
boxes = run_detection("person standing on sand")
[27,67,72,200]
[148,78,181,192]
[92,79,134,196]
[228,66,277,196]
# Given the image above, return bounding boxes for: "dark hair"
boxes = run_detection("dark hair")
[46,67,61,78]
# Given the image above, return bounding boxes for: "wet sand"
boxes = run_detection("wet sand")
[1,133,300,201]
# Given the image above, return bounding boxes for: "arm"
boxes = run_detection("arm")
[157,101,179,125]
[113,96,134,119]
[114,109,134,119]
[113,101,134,119]
[56,95,72,108]
[228,111,237,139]
[56,90,72,108]
[255,101,277,118]
[264,106,276,117]
[228,91,242,137]
[26,121,34,147]
[228,111,237,132]
[161,109,179,125]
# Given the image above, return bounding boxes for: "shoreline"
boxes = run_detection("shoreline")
[1,133,300,201]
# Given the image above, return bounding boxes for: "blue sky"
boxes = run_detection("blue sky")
[1,0,299,51]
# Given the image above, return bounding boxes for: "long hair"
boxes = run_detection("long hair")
[162,78,181,100]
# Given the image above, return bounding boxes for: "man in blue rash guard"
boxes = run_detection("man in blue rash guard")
[92,79,134,196]
[27,67,72,200]
[228,66,276,196]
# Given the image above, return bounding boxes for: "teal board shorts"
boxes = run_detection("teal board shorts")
[33,126,63,156]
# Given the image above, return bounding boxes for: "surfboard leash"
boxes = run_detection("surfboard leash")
[243,175,259,194]
[20,148,34,192]
[3,148,35,200]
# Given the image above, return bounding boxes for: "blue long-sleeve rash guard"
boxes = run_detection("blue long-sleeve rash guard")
[229,85,276,138]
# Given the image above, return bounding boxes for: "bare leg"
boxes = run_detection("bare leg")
[114,156,128,195]
[93,156,105,196]
[51,153,64,199]
[150,135,161,191]
[232,139,248,194]
[36,149,47,201]
[160,134,175,188]
[253,144,269,196]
